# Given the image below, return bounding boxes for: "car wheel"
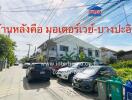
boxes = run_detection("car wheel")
[93,83,98,93]
[72,83,76,89]
[68,74,74,83]
[46,78,50,81]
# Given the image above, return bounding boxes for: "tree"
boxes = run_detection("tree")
[85,56,94,63]
[116,50,125,59]
[36,54,45,62]
[79,51,85,62]
[0,34,15,66]
[20,56,29,63]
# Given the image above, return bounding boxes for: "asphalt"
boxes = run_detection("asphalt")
[0,66,98,100]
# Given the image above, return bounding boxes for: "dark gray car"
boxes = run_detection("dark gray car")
[72,66,116,92]
[26,63,51,83]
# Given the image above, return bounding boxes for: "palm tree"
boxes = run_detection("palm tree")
[60,52,75,62]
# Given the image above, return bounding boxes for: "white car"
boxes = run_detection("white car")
[56,62,90,82]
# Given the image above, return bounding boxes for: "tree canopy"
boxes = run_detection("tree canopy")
[0,34,16,66]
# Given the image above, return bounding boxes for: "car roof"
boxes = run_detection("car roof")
[25,63,30,64]
[31,63,45,64]
[89,65,111,69]
[73,62,90,64]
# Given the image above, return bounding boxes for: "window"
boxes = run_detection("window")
[50,46,56,51]
[60,54,63,56]
[99,67,107,72]
[60,45,69,52]
[34,64,45,70]
[99,67,115,75]
[95,50,99,57]
[88,49,92,57]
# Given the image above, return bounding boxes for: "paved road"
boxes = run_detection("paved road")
[0,66,98,100]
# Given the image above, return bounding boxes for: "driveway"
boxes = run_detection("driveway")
[0,66,98,100]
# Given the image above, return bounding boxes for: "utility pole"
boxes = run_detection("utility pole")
[47,33,51,63]
[27,44,32,58]
[34,46,36,56]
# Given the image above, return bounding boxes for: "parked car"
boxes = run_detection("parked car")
[23,63,30,69]
[56,62,90,82]
[26,63,51,82]
[72,66,116,92]
[14,62,19,66]
[51,63,72,76]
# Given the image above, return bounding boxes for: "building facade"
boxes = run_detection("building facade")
[100,47,117,64]
[38,35,101,62]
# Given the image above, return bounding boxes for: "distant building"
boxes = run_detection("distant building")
[100,47,117,64]
[37,35,101,62]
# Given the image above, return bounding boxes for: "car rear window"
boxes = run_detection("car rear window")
[34,64,45,70]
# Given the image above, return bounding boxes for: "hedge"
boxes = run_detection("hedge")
[115,68,132,82]
[111,60,132,68]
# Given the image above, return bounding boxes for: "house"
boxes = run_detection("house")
[100,47,117,64]
[37,35,101,62]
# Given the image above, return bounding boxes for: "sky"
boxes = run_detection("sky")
[0,0,132,59]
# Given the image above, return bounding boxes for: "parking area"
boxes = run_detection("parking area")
[0,66,97,100]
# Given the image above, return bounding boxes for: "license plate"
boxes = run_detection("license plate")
[40,71,45,74]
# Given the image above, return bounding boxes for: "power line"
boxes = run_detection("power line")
[29,0,54,45]
[29,0,64,44]
[10,1,52,10]
[78,0,129,43]
[89,11,132,43]
[123,4,128,24]
[0,1,125,13]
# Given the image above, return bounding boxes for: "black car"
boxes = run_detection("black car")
[23,63,30,69]
[72,66,116,92]
[26,63,51,82]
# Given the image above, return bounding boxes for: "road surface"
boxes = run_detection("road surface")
[0,66,98,100]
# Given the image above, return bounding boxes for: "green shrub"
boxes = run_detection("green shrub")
[111,60,132,68]
[115,68,132,82]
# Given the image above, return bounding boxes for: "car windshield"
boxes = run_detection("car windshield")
[70,63,80,68]
[83,67,99,75]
